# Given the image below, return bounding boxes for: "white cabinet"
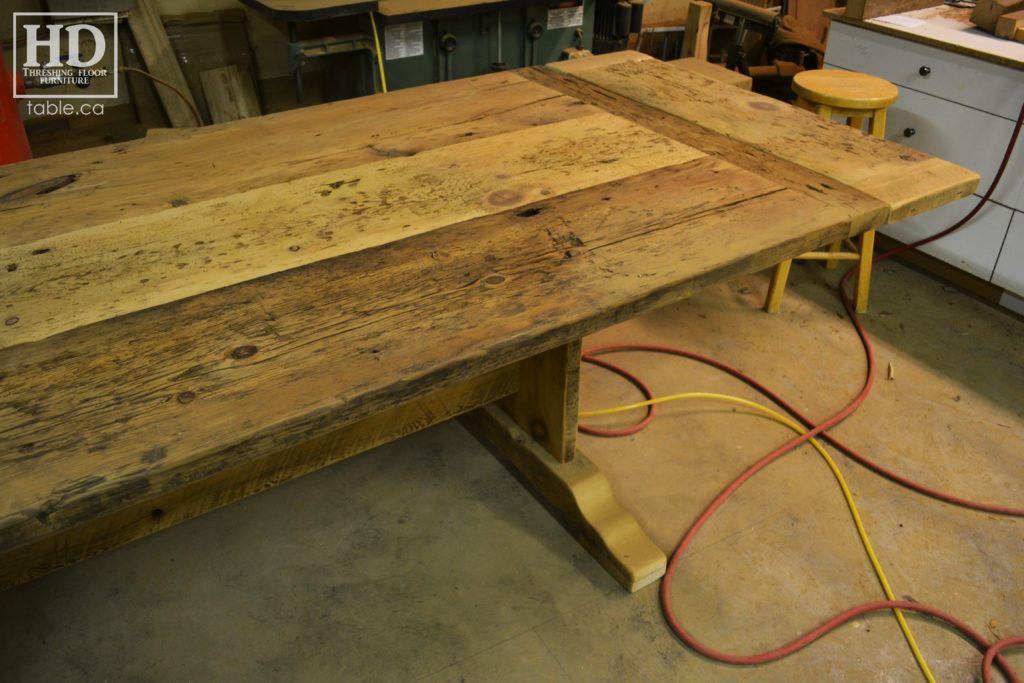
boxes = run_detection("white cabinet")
[824,14,1024,302]
[881,192,1013,280]
[993,211,1024,293]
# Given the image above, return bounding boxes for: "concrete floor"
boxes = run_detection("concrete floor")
[1,258,1022,682]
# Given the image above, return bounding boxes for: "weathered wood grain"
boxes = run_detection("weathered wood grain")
[545,57,979,222]
[1,112,705,349]
[0,155,852,555]
[541,50,653,75]
[522,65,889,235]
[0,365,518,590]
[0,74,589,247]
[501,340,582,463]
[200,65,261,123]
[681,0,712,60]
[127,0,199,128]
[0,62,978,591]
[668,57,753,90]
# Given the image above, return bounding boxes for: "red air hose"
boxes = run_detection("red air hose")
[580,96,1024,680]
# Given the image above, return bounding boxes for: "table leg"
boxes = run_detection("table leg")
[462,342,666,592]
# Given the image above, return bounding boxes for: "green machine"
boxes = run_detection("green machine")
[376,0,595,91]
[242,0,593,102]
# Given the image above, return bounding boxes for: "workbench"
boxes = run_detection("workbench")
[0,52,977,592]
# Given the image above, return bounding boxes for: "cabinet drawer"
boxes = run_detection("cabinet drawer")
[882,193,1013,280]
[883,86,1024,211]
[992,211,1024,295]
[825,21,1024,121]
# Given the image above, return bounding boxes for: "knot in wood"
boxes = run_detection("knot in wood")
[487,189,523,207]
[230,345,258,360]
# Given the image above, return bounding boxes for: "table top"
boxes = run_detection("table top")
[0,53,977,557]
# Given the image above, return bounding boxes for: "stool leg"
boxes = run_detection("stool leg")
[847,116,866,134]
[853,229,875,313]
[764,260,792,313]
[869,109,887,139]
[825,240,843,269]
[795,96,815,113]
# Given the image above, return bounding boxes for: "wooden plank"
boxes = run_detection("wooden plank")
[545,50,653,74]
[127,0,199,128]
[844,0,940,21]
[642,0,692,26]
[995,8,1024,38]
[0,157,857,556]
[199,65,261,124]
[545,56,979,222]
[461,404,666,592]
[0,365,519,590]
[668,57,752,89]
[560,47,595,59]
[0,74,589,248]
[521,65,889,235]
[680,0,712,60]
[501,340,582,463]
[973,0,1024,32]
[0,113,707,349]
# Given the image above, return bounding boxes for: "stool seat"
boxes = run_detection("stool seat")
[764,69,898,315]
[792,70,898,110]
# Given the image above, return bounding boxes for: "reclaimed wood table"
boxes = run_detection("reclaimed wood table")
[0,52,977,592]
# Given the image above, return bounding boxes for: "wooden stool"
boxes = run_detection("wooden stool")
[764,70,899,314]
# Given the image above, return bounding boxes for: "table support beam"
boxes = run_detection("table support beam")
[461,403,666,592]
[501,340,581,463]
[0,366,519,591]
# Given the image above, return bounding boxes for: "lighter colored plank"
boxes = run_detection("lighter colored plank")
[681,0,711,60]
[522,65,889,235]
[462,404,666,592]
[200,65,261,123]
[0,112,706,349]
[544,50,653,74]
[127,0,199,128]
[0,74,582,248]
[550,56,979,222]
[668,57,752,89]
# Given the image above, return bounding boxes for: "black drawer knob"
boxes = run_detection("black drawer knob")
[919,66,931,76]
[904,127,917,137]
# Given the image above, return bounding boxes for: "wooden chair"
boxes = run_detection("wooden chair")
[764,69,899,313]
